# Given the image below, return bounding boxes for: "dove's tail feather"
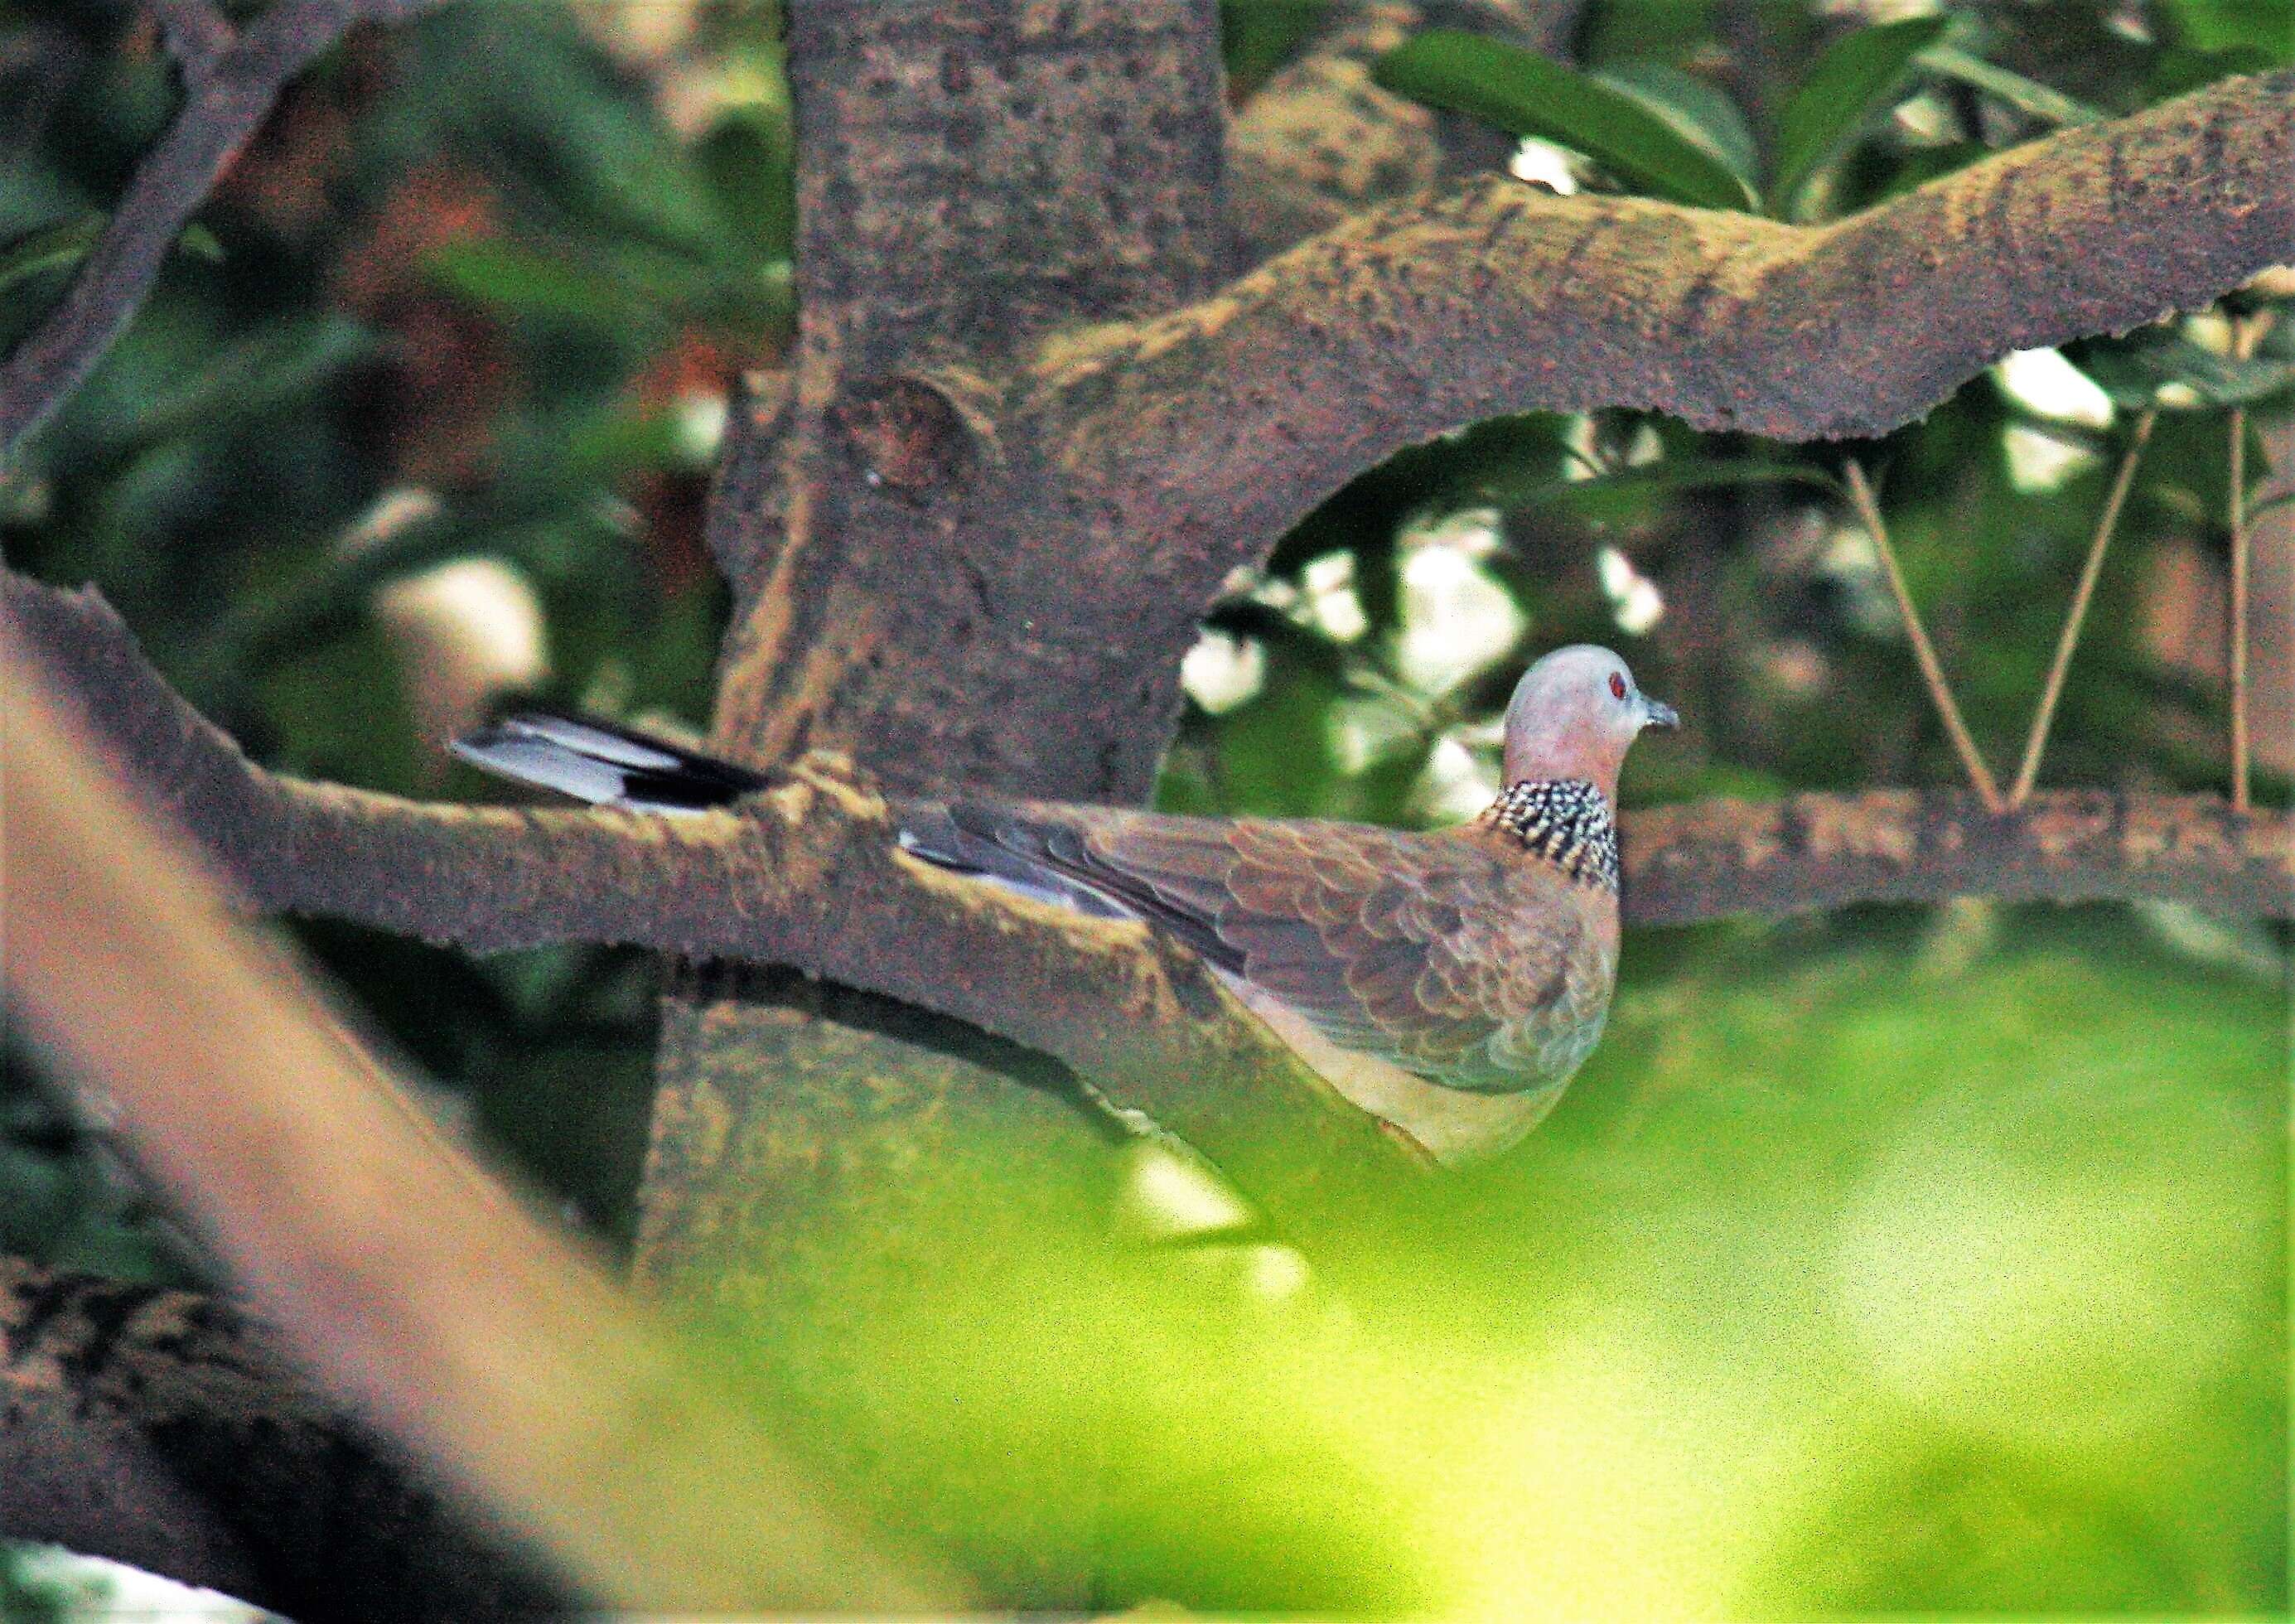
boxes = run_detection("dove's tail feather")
[452,711,768,814]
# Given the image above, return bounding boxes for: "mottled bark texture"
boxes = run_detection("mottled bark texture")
[1033,71,2295,616]
[1228,2,1585,261]
[709,0,1233,785]
[1624,790,2291,924]
[1,1260,563,1624]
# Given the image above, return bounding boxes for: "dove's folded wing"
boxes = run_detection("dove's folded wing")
[924,804,1611,1097]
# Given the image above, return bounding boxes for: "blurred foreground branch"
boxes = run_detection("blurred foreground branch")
[0,612,968,1613]
[0,0,446,458]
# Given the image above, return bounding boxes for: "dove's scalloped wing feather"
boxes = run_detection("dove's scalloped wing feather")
[940,802,1618,1097]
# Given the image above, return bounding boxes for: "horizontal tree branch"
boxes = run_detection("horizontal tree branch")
[1032,71,2295,593]
[9,567,2287,1244]
[1623,789,2290,925]
[0,0,443,460]
[1,1258,563,1623]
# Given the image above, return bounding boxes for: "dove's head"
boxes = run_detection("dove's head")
[1501,645,1678,797]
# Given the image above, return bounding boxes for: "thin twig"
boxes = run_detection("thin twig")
[146,0,237,82]
[1844,458,2005,812]
[2008,408,2157,807]
[0,1,442,461]
[2226,311,2270,812]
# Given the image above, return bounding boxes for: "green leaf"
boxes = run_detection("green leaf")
[426,239,646,329]
[421,6,743,267]
[1770,16,1950,220]
[1915,43,2102,127]
[111,314,373,450]
[1221,0,1331,89]
[0,216,101,294]
[1508,456,1840,517]
[695,112,795,261]
[2146,42,2280,99]
[2160,0,2295,66]
[1594,61,1761,195]
[1372,31,1758,211]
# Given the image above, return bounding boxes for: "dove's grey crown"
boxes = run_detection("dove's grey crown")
[1481,777,1618,891]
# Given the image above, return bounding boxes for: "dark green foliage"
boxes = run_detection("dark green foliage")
[1376,2,2210,222]
[1220,0,1330,92]
[2159,0,2295,64]
[1767,15,1949,216]
[1374,29,1761,210]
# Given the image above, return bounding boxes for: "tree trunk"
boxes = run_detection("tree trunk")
[632,4,1234,1601]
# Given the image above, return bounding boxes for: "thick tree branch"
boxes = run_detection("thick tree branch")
[8,568,2286,1244]
[2,1259,563,1623]
[1032,73,2295,598]
[0,0,444,459]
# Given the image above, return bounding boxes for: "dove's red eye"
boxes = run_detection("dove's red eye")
[1608,672,1628,700]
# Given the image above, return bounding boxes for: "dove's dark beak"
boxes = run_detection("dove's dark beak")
[1639,695,1680,730]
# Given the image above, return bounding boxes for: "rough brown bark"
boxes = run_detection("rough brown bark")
[1031,73,2295,625]
[646,7,1242,1602]
[1624,789,2292,924]
[709,0,1234,790]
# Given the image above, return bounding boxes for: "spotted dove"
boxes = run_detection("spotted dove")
[452,645,1676,1165]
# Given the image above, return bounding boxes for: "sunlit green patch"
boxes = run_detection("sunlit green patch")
[666,908,2284,1614]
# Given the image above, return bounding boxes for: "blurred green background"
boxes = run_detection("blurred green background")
[2,0,2288,1617]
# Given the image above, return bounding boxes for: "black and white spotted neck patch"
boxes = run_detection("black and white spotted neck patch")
[1481,778,1618,891]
